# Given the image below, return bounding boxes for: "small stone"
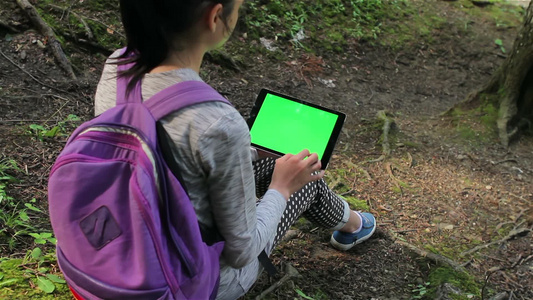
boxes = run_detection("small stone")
[36,40,45,49]
[437,223,454,230]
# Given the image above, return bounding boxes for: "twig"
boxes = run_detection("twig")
[0,50,71,94]
[491,158,518,165]
[340,189,354,196]
[255,264,301,300]
[481,253,530,300]
[394,229,418,234]
[507,192,531,204]
[16,0,77,80]
[367,88,375,102]
[461,227,531,257]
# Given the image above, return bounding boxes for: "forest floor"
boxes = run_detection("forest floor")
[0,0,531,299]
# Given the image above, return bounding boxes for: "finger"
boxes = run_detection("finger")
[310,170,325,181]
[309,159,322,171]
[305,153,319,166]
[277,154,292,162]
[294,149,311,160]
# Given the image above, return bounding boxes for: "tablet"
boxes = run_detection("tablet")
[247,89,346,169]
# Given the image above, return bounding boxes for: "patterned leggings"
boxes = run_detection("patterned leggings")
[253,158,349,246]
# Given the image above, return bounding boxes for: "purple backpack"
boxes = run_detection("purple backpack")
[48,65,228,299]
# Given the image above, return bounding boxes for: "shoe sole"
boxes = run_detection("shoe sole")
[330,224,377,251]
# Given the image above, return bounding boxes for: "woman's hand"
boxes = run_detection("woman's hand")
[268,149,325,200]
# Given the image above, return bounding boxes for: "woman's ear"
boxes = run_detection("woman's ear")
[206,3,224,33]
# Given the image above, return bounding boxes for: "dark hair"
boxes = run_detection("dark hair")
[116,0,235,94]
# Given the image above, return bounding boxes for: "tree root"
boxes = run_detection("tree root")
[385,162,403,196]
[16,0,77,80]
[394,240,468,274]
[369,110,394,163]
[255,263,301,300]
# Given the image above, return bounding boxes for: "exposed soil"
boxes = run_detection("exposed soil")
[0,0,531,299]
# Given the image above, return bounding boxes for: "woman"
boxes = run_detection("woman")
[95,0,376,298]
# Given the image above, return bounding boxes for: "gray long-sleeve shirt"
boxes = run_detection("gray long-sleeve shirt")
[94,51,286,299]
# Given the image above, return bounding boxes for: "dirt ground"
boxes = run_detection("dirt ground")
[0,0,531,299]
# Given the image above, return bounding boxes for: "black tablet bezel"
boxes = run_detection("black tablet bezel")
[247,89,346,169]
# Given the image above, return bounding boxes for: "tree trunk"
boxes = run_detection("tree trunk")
[471,2,533,146]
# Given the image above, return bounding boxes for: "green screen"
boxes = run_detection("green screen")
[250,93,339,159]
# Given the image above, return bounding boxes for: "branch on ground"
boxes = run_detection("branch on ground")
[16,0,77,80]
[369,110,395,163]
[255,263,301,300]
[460,225,531,257]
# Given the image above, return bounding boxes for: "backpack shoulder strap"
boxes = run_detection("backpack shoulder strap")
[144,81,231,121]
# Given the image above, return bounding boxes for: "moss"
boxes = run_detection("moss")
[342,196,369,211]
[424,244,439,254]
[479,102,498,131]
[426,267,481,298]
[456,124,479,140]
[452,0,524,28]
[402,141,420,148]
[0,257,71,299]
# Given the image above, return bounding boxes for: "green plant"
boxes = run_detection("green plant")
[241,0,405,52]
[294,288,327,300]
[0,158,19,204]
[295,288,316,300]
[494,39,505,53]
[29,114,80,141]
[0,158,53,250]
[0,199,46,250]
[28,232,57,245]
[409,282,430,299]
[0,248,68,297]
[24,248,66,294]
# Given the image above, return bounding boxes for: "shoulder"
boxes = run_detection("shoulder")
[164,101,247,140]
[94,50,122,115]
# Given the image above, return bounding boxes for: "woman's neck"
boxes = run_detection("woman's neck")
[150,45,205,74]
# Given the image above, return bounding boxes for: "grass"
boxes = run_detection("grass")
[240,0,408,55]
[0,158,67,298]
